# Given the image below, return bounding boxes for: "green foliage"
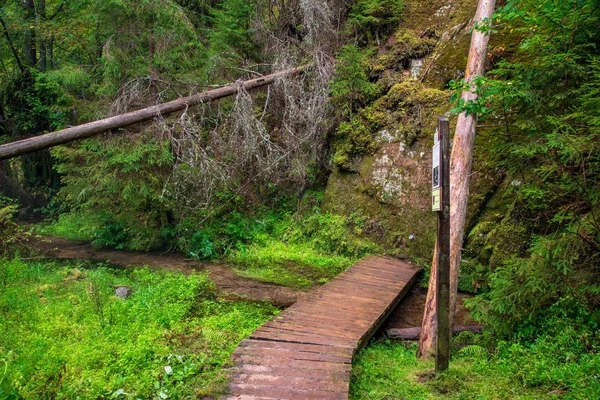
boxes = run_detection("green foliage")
[456,0,600,344]
[331,45,379,114]
[205,0,258,74]
[177,193,379,288]
[332,106,384,168]
[351,335,598,399]
[229,210,378,288]
[177,208,280,260]
[0,70,71,137]
[50,135,174,251]
[448,76,492,118]
[0,197,23,257]
[0,258,278,398]
[346,0,404,43]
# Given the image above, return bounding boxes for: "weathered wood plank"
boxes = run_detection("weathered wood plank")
[228,383,347,400]
[227,256,420,400]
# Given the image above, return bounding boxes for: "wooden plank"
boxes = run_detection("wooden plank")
[281,305,379,322]
[234,346,350,363]
[223,395,279,400]
[251,327,357,347]
[309,291,392,307]
[238,339,353,357]
[262,321,360,339]
[233,364,351,381]
[228,383,348,400]
[268,315,369,333]
[355,268,421,350]
[231,374,349,392]
[313,281,402,299]
[345,261,412,276]
[250,329,356,348]
[333,274,404,290]
[227,255,420,400]
[234,355,352,372]
[344,266,414,283]
[343,268,409,283]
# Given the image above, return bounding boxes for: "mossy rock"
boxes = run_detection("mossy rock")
[323,167,435,261]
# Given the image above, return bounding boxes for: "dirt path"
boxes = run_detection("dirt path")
[26,235,474,328]
[27,235,308,306]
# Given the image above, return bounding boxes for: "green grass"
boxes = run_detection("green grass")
[0,257,279,399]
[224,211,380,288]
[228,237,356,288]
[36,212,97,242]
[351,337,599,400]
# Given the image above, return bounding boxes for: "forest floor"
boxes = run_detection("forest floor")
[27,233,475,330]
[28,235,473,329]
[5,236,595,399]
[26,234,308,307]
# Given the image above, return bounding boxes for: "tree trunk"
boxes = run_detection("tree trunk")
[22,0,37,68]
[38,0,47,72]
[0,65,309,161]
[0,15,24,73]
[48,35,55,69]
[149,23,159,104]
[418,0,496,359]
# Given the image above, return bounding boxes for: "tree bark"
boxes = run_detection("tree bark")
[0,65,309,161]
[0,15,24,73]
[38,0,47,72]
[148,23,158,104]
[22,0,37,68]
[418,0,496,359]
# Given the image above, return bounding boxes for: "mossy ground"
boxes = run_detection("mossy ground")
[0,258,279,399]
[351,337,597,400]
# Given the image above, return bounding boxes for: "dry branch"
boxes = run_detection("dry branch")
[0,65,309,161]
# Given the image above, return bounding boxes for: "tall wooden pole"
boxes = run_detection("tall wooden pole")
[435,116,451,372]
[0,65,309,161]
[418,0,496,358]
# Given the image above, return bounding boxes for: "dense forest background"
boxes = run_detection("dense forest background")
[1,0,599,398]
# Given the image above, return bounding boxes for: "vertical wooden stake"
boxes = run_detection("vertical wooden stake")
[436,116,451,372]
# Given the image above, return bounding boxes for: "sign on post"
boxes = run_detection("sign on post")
[432,129,441,211]
[434,116,450,373]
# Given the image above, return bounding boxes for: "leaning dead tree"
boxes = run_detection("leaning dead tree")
[418,0,496,358]
[0,65,309,161]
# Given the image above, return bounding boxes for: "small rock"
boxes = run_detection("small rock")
[115,285,133,299]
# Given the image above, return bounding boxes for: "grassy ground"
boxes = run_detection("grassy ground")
[351,337,599,400]
[0,257,279,399]
[228,237,356,288]
[224,212,379,288]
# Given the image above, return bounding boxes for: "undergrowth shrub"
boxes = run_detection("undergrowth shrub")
[175,192,379,288]
[0,258,278,399]
[0,197,28,258]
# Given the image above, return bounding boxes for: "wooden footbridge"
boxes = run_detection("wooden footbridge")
[225,256,420,400]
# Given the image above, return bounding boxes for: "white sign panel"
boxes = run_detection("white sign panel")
[432,130,441,211]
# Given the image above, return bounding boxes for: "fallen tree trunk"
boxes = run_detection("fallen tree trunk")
[0,65,309,161]
[388,325,484,341]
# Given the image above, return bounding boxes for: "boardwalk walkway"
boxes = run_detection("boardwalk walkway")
[225,256,420,400]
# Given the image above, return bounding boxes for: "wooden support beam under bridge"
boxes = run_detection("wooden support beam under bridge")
[0,65,309,161]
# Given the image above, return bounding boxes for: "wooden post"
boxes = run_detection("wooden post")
[435,116,451,372]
